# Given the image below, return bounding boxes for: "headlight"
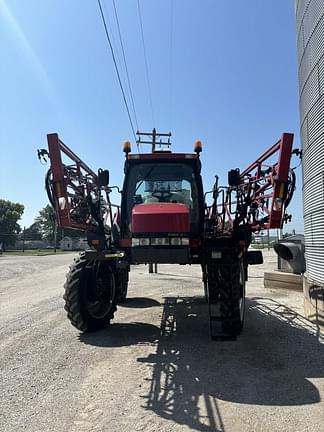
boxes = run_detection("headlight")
[151,238,169,246]
[181,238,190,245]
[139,238,150,246]
[132,238,140,246]
[132,238,150,246]
[132,237,189,247]
[170,237,181,245]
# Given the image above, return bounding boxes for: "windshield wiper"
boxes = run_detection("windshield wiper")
[135,167,155,193]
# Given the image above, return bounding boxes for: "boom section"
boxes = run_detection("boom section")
[45,133,114,233]
[208,133,295,234]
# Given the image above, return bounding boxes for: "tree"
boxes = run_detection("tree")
[24,221,42,241]
[0,199,24,249]
[35,205,56,243]
[35,204,84,244]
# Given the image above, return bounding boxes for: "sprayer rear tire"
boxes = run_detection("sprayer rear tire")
[63,253,117,332]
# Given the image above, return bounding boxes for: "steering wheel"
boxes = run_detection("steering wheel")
[152,190,172,202]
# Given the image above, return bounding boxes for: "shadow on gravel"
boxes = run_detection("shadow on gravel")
[137,296,324,432]
[79,322,160,347]
[118,297,161,308]
[79,295,324,432]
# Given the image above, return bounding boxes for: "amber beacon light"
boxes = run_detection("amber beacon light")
[123,141,131,154]
[194,140,202,153]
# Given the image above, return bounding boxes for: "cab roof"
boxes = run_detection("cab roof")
[127,153,199,161]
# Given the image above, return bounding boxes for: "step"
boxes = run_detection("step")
[264,271,303,291]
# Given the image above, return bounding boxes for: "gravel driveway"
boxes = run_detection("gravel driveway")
[0,251,323,432]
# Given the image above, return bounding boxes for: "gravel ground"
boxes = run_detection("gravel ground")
[0,251,323,432]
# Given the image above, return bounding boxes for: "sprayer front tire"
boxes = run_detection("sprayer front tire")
[220,260,245,337]
[116,268,129,303]
[63,254,117,332]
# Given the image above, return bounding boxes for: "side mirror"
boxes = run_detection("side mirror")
[97,169,109,187]
[247,250,263,265]
[228,168,240,187]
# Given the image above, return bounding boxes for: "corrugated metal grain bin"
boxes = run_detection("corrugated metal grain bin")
[295,0,324,327]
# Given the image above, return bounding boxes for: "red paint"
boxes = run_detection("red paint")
[132,203,190,233]
[190,238,201,247]
[47,133,70,227]
[46,133,102,231]
[239,132,293,230]
[119,238,132,247]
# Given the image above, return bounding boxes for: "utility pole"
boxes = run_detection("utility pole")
[148,263,158,273]
[136,128,172,153]
[54,221,57,254]
[22,226,25,253]
[137,128,171,274]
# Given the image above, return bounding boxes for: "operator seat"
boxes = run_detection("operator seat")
[143,193,159,203]
[170,189,191,207]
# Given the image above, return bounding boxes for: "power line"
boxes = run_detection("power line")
[137,0,155,126]
[169,0,174,132]
[101,0,124,78]
[112,0,139,133]
[97,0,137,143]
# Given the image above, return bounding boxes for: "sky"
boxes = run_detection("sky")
[0,0,303,232]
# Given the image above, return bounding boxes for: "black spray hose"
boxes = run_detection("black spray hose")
[285,169,296,209]
[45,169,55,208]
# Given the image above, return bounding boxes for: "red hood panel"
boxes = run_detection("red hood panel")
[132,203,190,234]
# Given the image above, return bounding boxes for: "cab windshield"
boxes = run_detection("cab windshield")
[126,162,199,229]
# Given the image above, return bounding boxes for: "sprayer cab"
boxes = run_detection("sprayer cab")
[119,149,205,264]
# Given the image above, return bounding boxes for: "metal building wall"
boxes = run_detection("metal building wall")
[296,0,324,287]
